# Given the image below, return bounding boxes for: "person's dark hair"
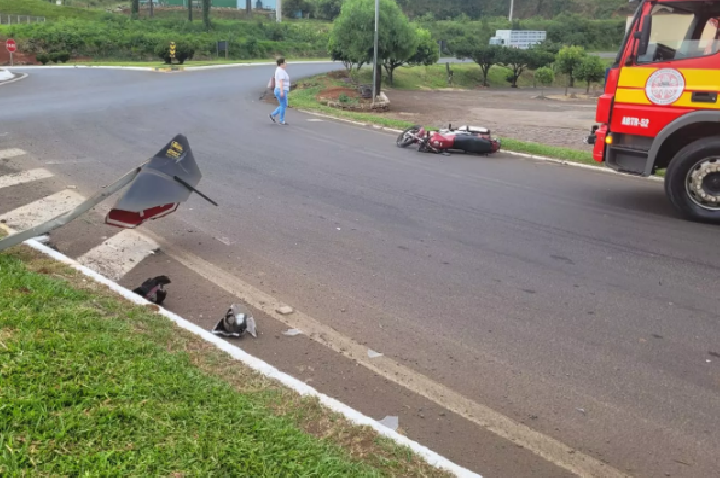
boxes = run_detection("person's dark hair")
[276,58,286,66]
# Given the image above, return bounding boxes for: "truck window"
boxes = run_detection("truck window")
[636,2,720,63]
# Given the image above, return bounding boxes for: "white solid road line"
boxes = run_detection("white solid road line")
[0,168,54,190]
[0,148,26,160]
[142,229,628,478]
[0,189,85,231]
[77,229,160,282]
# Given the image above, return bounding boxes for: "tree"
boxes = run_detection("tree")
[534,66,554,97]
[497,48,548,88]
[408,28,439,66]
[555,45,586,93]
[452,37,502,87]
[188,0,193,21]
[329,0,417,91]
[576,54,606,94]
[131,0,138,19]
[202,0,211,30]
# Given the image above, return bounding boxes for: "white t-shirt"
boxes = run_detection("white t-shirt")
[274,67,290,91]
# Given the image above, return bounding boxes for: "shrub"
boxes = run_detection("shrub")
[49,51,70,63]
[35,53,49,65]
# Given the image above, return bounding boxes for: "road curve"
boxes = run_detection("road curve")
[1,66,719,478]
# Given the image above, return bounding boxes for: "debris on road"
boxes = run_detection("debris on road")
[368,349,383,359]
[132,275,171,306]
[576,407,586,415]
[282,328,303,336]
[211,304,257,338]
[378,415,399,431]
[276,305,294,315]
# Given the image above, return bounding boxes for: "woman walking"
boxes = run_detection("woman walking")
[269,58,290,125]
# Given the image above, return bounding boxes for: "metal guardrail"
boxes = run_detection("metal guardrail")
[0,14,46,25]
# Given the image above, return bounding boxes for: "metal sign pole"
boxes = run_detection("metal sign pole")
[0,165,144,252]
[372,0,379,106]
[9,51,13,67]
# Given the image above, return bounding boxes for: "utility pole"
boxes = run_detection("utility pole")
[508,0,514,22]
[149,0,154,18]
[276,0,281,22]
[372,0,379,105]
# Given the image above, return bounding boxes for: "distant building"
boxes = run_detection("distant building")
[489,30,547,49]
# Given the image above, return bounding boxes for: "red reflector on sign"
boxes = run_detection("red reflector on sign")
[105,203,179,229]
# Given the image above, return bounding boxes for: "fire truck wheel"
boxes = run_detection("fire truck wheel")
[664,137,720,223]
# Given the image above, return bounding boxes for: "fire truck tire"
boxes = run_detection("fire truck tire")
[664,137,720,223]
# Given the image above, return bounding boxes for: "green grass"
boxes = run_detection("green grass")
[289,74,597,164]
[0,248,450,477]
[64,57,330,67]
[0,0,104,19]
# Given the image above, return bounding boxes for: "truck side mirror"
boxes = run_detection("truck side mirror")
[636,14,652,57]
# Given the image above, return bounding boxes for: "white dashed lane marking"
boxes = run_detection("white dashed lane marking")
[77,229,160,282]
[0,168,54,190]
[0,148,26,160]
[0,189,85,231]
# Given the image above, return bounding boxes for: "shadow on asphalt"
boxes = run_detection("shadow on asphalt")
[590,186,683,220]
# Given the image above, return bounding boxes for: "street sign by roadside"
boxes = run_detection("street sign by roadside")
[6,38,16,67]
[170,41,176,59]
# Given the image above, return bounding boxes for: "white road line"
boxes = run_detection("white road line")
[142,229,628,478]
[0,148,26,160]
[77,229,159,282]
[0,189,85,231]
[0,168,54,190]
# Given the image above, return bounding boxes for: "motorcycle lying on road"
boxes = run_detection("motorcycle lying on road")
[396,124,501,156]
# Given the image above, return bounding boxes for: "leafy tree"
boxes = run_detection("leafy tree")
[452,37,502,87]
[498,47,551,88]
[555,45,586,92]
[408,28,440,66]
[329,0,417,90]
[576,54,606,93]
[534,66,554,97]
[202,0,211,30]
[313,0,344,20]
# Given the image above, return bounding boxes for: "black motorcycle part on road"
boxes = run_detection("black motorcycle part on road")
[453,136,495,155]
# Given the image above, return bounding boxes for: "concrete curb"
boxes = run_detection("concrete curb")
[295,108,664,183]
[3,60,336,73]
[0,70,29,87]
[4,232,481,478]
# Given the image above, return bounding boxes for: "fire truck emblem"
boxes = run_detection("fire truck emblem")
[645,69,685,105]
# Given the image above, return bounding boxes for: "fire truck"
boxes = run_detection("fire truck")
[587,0,720,223]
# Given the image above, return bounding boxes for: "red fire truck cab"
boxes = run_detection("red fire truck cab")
[587,0,720,223]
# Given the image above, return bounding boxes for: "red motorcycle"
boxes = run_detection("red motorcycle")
[396,124,501,156]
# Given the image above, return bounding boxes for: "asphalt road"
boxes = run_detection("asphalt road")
[2,65,719,478]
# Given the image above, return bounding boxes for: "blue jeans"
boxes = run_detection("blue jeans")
[272,88,288,123]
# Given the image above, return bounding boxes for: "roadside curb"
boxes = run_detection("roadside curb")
[2,231,481,478]
[3,60,336,73]
[295,108,664,183]
[0,69,29,87]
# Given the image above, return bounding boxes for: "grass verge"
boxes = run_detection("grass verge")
[289,74,597,165]
[0,242,452,477]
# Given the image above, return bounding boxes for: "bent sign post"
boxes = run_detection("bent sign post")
[6,38,16,66]
[0,134,218,252]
